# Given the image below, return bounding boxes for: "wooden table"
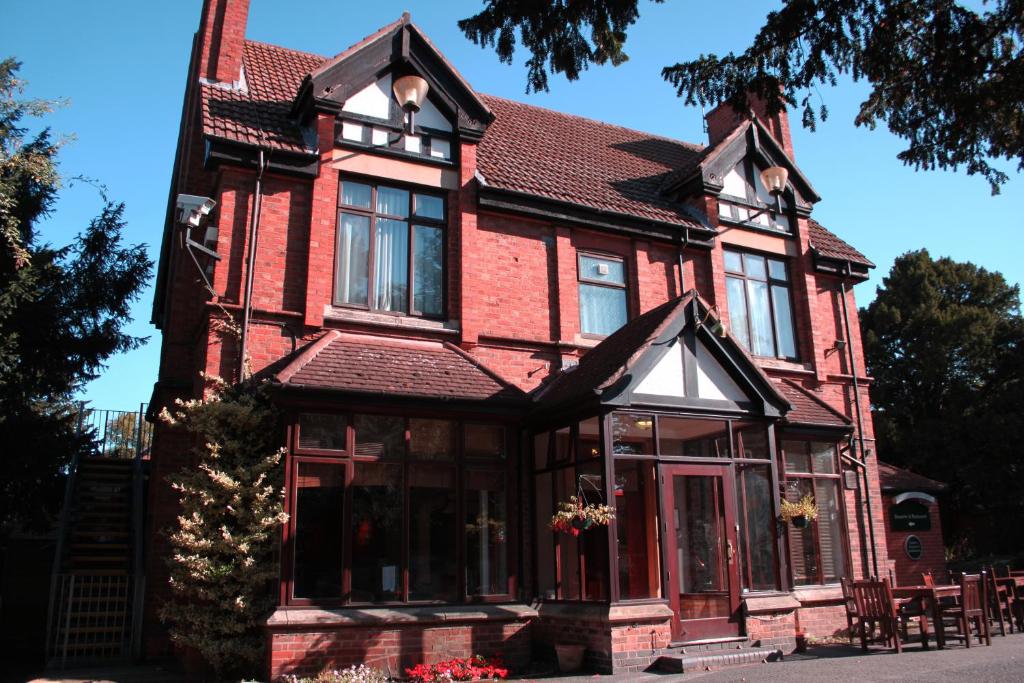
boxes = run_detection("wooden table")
[892,585,962,649]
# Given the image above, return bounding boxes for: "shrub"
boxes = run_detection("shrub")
[281,664,392,683]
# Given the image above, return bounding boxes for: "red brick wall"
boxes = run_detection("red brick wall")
[746,611,798,651]
[883,495,946,586]
[268,620,531,680]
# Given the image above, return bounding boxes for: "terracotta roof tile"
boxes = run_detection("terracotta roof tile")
[878,461,947,493]
[808,219,874,268]
[276,331,528,404]
[774,378,851,428]
[477,95,706,228]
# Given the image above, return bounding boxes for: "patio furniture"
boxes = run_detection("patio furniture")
[893,583,964,649]
[938,573,990,647]
[841,577,861,645]
[985,566,1017,636]
[852,578,925,653]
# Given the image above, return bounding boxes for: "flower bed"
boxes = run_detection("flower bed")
[405,655,508,682]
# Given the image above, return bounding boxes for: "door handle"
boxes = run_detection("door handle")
[727,539,735,562]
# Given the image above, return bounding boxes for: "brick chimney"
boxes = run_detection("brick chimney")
[197,0,250,85]
[705,92,794,159]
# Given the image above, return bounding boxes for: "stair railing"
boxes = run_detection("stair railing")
[130,402,147,660]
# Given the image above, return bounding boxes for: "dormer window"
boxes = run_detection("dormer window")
[718,158,791,233]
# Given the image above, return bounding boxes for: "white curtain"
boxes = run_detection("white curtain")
[373,218,408,312]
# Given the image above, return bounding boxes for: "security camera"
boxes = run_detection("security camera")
[176,194,216,227]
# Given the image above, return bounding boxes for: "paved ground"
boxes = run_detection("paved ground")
[22,632,1024,682]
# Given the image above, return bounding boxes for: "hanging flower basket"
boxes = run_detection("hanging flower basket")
[550,496,615,536]
[780,495,818,527]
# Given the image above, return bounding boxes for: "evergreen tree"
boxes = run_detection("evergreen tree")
[459,0,1024,193]
[159,378,288,679]
[0,58,151,536]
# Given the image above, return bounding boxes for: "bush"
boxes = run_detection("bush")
[280,665,392,683]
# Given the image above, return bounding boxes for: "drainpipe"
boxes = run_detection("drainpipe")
[677,228,689,295]
[238,149,267,380]
[837,261,880,579]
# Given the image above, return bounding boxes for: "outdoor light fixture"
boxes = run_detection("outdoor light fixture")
[633,416,653,430]
[745,165,789,222]
[699,305,728,338]
[392,74,429,133]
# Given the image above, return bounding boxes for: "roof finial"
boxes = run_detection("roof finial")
[401,11,411,23]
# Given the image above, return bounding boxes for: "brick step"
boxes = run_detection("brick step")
[67,610,130,620]
[61,626,127,636]
[656,646,783,673]
[65,569,130,576]
[69,595,129,604]
[72,530,130,539]
[71,543,130,551]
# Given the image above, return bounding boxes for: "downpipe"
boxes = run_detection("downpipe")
[238,149,267,381]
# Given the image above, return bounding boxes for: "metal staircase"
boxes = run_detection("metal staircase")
[46,406,151,668]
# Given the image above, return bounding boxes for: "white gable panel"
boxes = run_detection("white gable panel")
[695,341,747,401]
[342,74,392,120]
[634,340,686,398]
[416,97,452,132]
[722,167,748,198]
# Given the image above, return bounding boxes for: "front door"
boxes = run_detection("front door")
[662,463,742,641]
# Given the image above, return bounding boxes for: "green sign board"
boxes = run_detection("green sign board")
[890,500,931,531]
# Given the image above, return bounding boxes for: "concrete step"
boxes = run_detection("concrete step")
[656,646,783,673]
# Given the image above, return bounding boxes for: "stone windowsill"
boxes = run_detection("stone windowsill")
[792,585,844,604]
[323,306,460,335]
[267,604,538,630]
[536,601,673,624]
[743,593,801,615]
[757,357,813,374]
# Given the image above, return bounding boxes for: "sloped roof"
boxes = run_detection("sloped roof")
[195,36,870,265]
[878,462,948,493]
[774,378,852,428]
[273,331,528,404]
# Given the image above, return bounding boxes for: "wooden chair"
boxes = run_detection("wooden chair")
[939,573,991,647]
[987,565,1023,633]
[841,577,861,644]
[851,578,906,653]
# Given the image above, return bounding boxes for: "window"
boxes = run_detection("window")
[288,414,512,604]
[578,253,628,336]
[615,459,662,599]
[724,249,797,359]
[336,180,445,317]
[782,440,847,585]
[717,159,792,233]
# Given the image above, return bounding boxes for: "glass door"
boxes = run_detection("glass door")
[661,463,742,641]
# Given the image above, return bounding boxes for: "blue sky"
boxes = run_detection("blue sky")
[3,0,1021,411]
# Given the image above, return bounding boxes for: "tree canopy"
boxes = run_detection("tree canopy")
[459,0,1024,193]
[861,250,1024,556]
[0,58,152,536]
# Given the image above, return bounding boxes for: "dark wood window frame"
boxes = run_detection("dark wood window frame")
[723,248,799,361]
[717,158,795,235]
[335,176,447,319]
[576,251,630,339]
[779,438,851,587]
[284,410,516,607]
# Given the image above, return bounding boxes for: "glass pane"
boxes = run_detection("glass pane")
[726,276,751,350]
[554,426,573,462]
[737,465,777,591]
[747,280,776,356]
[340,180,371,208]
[466,470,508,596]
[578,417,601,459]
[658,417,729,457]
[351,462,402,601]
[556,467,580,599]
[414,193,444,220]
[811,442,837,474]
[786,478,818,586]
[409,465,457,600]
[768,258,787,281]
[724,250,743,273]
[465,424,505,459]
[734,423,769,459]
[615,460,661,599]
[611,412,654,455]
[579,254,625,284]
[354,414,405,457]
[674,474,730,618]
[743,253,767,280]
[375,186,409,217]
[578,459,608,601]
[412,225,443,316]
[771,285,797,358]
[298,413,346,451]
[783,441,811,472]
[293,462,344,599]
[535,472,556,597]
[814,479,846,583]
[336,213,370,305]
[372,218,409,313]
[534,431,551,470]
[579,284,627,336]
[409,418,453,460]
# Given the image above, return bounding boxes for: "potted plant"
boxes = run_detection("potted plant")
[780,494,819,528]
[550,496,615,536]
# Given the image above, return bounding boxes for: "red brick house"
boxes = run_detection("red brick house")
[147,1,891,676]
[878,462,948,587]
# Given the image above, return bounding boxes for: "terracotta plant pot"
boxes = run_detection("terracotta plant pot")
[791,515,809,528]
[554,643,586,672]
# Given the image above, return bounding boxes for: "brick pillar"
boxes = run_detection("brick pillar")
[304,113,337,328]
[458,141,481,347]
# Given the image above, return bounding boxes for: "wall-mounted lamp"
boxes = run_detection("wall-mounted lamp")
[826,338,847,357]
[392,74,429,134]
[699,305,727,338]
[745,166,789,222]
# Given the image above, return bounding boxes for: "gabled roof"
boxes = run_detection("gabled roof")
[534,291,790,418]
[878,462,948,494]
[773,378,852,429]
[808,219,874,269]
[272,331,528,405]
